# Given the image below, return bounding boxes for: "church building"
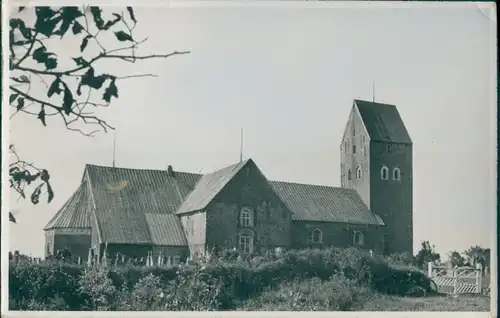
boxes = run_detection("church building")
[43,99,413,262]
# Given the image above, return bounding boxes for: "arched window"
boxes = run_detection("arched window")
[238,230,254,254]
[172,254,181,265]
[356,166,362,180]
[310,228,323,244]
[240,207,253,227]
[393,167,401,181]
[347,169,352,180]
[381,166,389,180]
[353,144,356,154]
[353,231,364,246]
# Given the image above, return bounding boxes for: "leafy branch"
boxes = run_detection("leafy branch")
[8,6,190,212]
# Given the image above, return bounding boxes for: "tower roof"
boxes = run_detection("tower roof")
[354,99,412,144]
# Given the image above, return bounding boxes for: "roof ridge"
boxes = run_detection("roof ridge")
[270,179,346,189]
[85,163,202,176]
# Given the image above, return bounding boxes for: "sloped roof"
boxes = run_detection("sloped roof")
[176,160,249,215]
[46,158,385,246]
[269,181,384,225]
[355,99,412,144]
[43,182,91,230]
[85,165,200,245]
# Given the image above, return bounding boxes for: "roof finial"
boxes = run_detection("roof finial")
[372,80,375,103]
[239,127,243,162]
[112,130,117,168]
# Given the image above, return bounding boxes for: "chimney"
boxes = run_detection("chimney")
[167,165,175,177]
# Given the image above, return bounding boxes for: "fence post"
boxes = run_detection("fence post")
[453,269,458,294]
[427,262,433,277]
[476,263,483,294]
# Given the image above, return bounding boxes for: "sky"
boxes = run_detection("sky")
[4,2,497,258]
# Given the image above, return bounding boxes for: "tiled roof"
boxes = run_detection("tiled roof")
[176,160,249,215]
[269,181,384,226]
[85,165,199,245]
[43,182,91,230]
[45,158,385,246]
[144,213,188,246]
[355,99,412,144]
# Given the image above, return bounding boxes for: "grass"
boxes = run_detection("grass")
[357,294,491,312]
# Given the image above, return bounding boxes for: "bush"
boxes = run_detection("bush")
[241,274,372,311]
[9,247,431,311]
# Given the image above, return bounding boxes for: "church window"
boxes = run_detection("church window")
[347,169,352,180]
[353,144,356,154]
[381,166,389,180]
[344,141,348,153]
[310,228,323,244]
[388,144,393,154]
[172,254,181,265]
[238,230,254,254]
[353,231,364,246]
[393,167,401,181]
[240,207,253,227]
[356,166,362,180]
[353,128,356,136]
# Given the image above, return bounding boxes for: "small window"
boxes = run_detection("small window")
[347,169,352,180]
[381,166,389,180]
[356,166,362,180]
[310,228,323,244]
[353,145,356,154]
[344,141,348,153]
[353,128,356,136]
[172,254,181,265]
[240,207,253,227]
[362,135,365,144]
[388,144,392,154]
[239,232,254,254]
[353,231,364,246]
[393,167,401,181]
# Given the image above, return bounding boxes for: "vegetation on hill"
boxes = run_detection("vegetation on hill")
[9,247,450,311]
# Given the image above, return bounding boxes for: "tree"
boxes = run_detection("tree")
[464,245,490,269]
[415,241,441,269]
[8,6,189,218]
[448,250,465,268]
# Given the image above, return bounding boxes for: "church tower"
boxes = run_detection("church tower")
[340,99,413,255]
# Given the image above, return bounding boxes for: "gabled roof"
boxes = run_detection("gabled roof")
[43,182,91,230]
[84,164,200,245]
[269,181,384,225]
[354,99,412,144]
[45,158,385,246]
[176,160,250,215]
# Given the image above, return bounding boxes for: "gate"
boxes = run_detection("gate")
[427,262,483,294]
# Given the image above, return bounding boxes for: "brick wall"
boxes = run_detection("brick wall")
[291,221,383,252]
[205,161,292,254]
[180,212,207,257]
[370,141,413,254]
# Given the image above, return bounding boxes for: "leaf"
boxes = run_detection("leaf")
[9,93,19,104]
[30,184,43,205]
[10,18,32,39]
[32,46,48,63]
[80,35,92,52]
[103,79,119,103]
[127,7,137,24]
[62,83,74,115]
[17,97,25,110]
[55,7,84,37]
[45,57,58,70]
[41,169,50,182]
[114,31,133,42]
[72,57,89,67]
[90,7,105,30]
[72,21,84,34]
[34,9,62,37]
[46,181,54,203]
[38,106,47,126]
[47,77,62,97]
[9,212,17,223]
[81,68,109,90]
[19,75,30,83]
[103,13,121,30]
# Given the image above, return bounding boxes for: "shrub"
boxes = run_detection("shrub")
[78,266,117,310]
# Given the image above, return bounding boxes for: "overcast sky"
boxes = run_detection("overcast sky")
[5,3,496,257]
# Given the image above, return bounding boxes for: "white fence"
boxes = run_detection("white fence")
[427,262,483,294]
